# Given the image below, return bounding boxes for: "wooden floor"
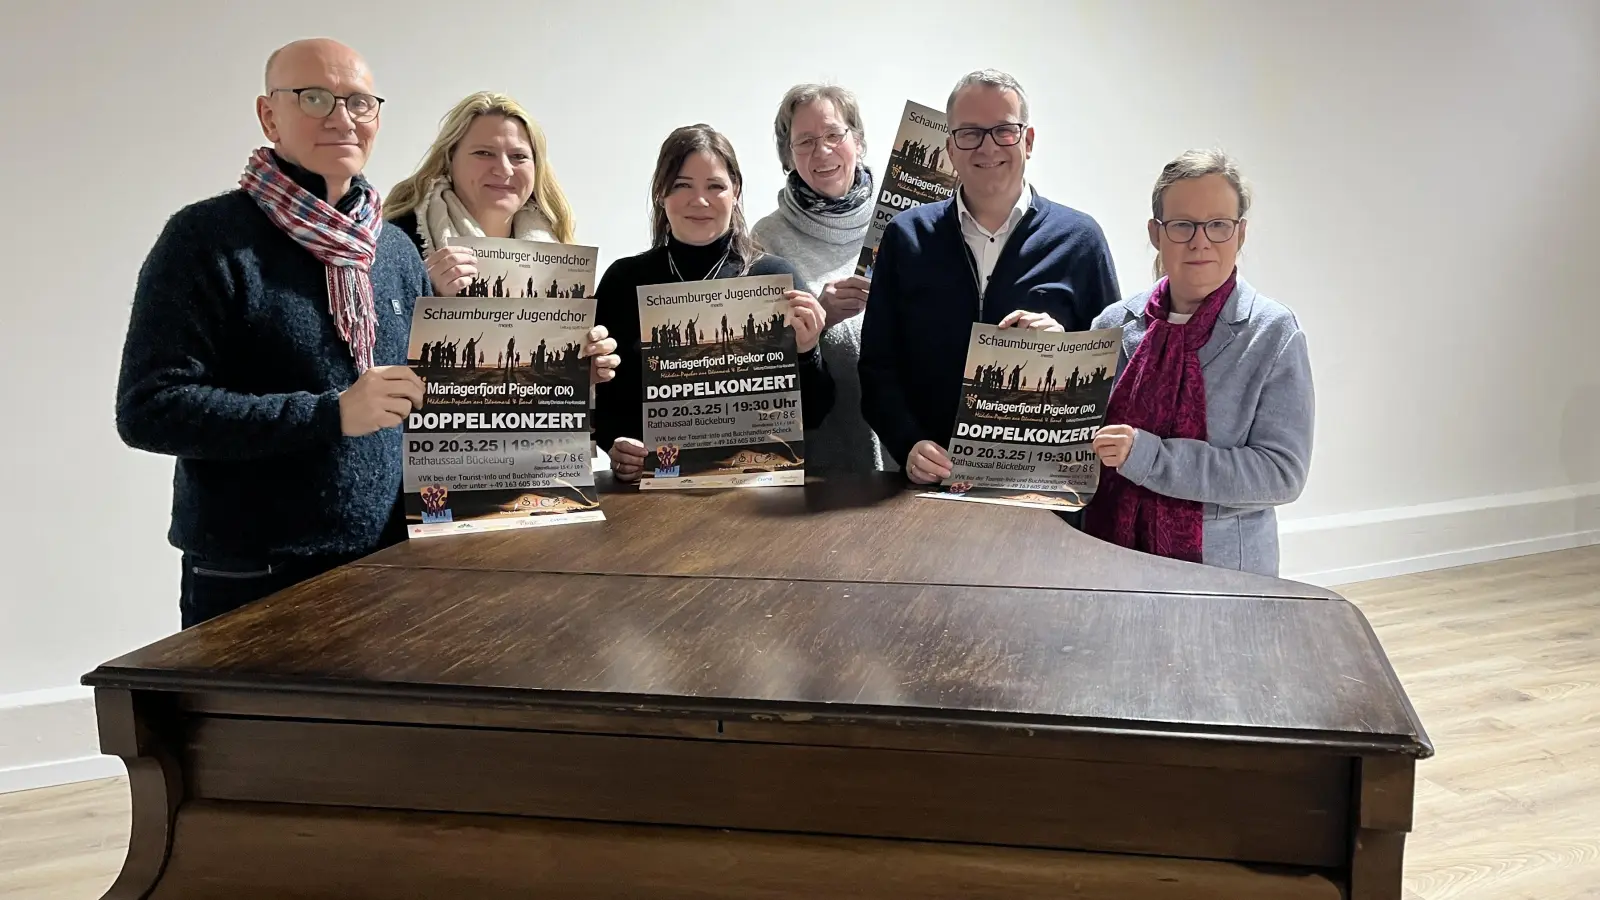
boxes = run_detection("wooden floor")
[3,545,1597,900]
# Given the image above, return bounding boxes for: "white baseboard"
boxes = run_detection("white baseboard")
[0,686,121,795]
[3,482,1596,793]
[0,755,125,795]
[1282,481,1600,587]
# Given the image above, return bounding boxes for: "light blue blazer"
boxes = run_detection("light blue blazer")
[1091,277,1314,576]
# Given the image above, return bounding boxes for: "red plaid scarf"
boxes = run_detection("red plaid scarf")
[239,148,383,373]
[1084,269,1236,564]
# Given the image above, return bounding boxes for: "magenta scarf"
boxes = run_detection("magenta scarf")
[1083,269,1237,563]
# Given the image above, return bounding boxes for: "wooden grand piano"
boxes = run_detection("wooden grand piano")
[83,474,1431,899]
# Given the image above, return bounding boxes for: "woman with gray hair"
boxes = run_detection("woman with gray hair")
[1083,149,1314,577]
[752,84,886,474]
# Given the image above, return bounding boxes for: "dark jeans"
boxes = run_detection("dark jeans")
[179,551,362,628]
[179,497,408,628]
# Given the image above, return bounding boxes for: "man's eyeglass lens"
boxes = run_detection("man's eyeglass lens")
[284,88,382,122]
[951,124,1025,150]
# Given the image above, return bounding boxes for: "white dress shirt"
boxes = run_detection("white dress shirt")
[956,181,1033,297]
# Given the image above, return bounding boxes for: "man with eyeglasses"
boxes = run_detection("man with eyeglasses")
[115,38,429,628]
[859,69,1121,489]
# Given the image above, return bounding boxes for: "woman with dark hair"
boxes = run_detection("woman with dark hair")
[592,124,834,481]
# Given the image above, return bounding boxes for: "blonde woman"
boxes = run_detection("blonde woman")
[388,92,616,383]
[387,91,576,292]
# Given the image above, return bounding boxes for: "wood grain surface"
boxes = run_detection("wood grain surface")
[87,568,1425,748]
[362,473,1340,599]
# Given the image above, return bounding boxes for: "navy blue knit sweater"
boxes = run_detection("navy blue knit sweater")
[115,153,428,561]
[858,189,1121,467]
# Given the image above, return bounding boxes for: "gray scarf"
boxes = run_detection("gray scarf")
[775,165,875,247]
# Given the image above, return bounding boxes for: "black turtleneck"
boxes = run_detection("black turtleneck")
[593,232,834,451]
[270,150,367,213]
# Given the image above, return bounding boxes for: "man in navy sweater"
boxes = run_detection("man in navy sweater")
[859,69,1121,487]
[116,38,428,628]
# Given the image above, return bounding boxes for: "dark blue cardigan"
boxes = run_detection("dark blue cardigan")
[115,154,428,562]
[858,189,1122,467]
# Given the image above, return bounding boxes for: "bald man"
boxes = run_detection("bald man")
[116,39,429,628]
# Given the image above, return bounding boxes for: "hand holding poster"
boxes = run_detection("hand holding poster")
[856,100,959,276]
[635,275,805,489]
[925,324,1123,511]
[402,237,604,537]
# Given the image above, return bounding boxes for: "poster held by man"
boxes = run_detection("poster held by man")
[403,294,602,536]
[925,323,1122,511]
[855,100,958,276]
[636,274,807,489]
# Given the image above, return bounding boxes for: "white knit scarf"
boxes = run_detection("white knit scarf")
[415,176,559,255]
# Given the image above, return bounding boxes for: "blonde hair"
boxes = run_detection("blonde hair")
[386,92,575,244]
[1150,148,1252,280]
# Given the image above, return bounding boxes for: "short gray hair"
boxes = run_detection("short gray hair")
[946,69,1030,123]
[773,83,867,173]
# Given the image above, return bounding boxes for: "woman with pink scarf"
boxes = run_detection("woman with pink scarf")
[1083,150,1314,577]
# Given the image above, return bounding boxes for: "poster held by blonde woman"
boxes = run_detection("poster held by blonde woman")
[386,92,617,387]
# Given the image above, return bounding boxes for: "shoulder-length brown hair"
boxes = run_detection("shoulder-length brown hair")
[649,124,761,274]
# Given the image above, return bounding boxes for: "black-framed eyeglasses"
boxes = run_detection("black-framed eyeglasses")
[1156,218,1242,243]
[271,87,384,123]
[950,123,1027,150]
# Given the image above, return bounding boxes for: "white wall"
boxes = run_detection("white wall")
[2,0,1597,790]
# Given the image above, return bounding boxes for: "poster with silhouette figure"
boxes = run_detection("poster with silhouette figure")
[402,295,603,536]
[924,323,1123,511]
[855,99,959,277]
[449,236,599,300]
[635,274,806,489]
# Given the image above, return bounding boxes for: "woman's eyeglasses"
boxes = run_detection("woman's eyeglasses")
[1156,218,1241,243]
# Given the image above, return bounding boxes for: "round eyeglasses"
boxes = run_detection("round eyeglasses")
[950,123,1026,150]
[791,129,852,157]
[1156,218,1241,243]
[271,87,384,123]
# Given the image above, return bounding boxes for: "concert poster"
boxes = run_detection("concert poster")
[855,99,959,276]
[924,324,1123,511]
[402,294,603,537]
[634,274,806,489]
[448,236,598,300]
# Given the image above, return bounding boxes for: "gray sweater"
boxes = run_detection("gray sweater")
[1091,277,1314,577]
[753,187,889,473]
